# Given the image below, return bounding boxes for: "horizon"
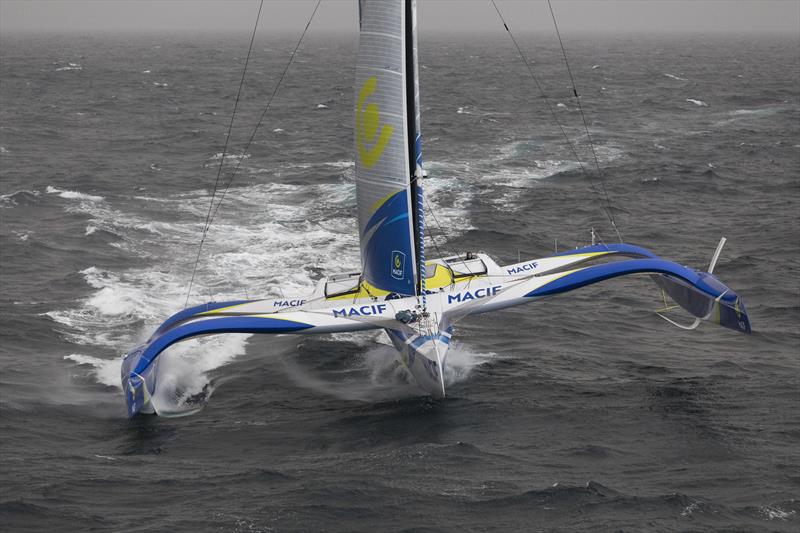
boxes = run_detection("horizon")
[1,0,798,36]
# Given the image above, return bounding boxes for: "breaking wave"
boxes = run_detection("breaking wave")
[46,185,104,202]
[0,189,40,208]
[55,62,82,71]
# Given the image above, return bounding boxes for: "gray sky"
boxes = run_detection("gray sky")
[1,0,798,35]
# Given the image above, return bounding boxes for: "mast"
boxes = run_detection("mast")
[405,0,426,304]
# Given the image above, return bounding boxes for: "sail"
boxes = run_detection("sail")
[355,0,422,295]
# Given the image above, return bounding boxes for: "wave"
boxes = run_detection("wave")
[64,354,121,388]
[55,62,82,71]
[686,98,708,107]
[208,152,250,162]
[721,105,789,122]
[45,185,104,202]
[759,505,796,521]
[664,73,688,81]
[0,189,40,208]
[443,342,496,386]
[474,480,799,528]
[484,141,625,189]
[456,105,511,117]
[711,105,792,128]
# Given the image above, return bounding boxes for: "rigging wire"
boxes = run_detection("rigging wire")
[490,0,623,242]
[407,171,476,276]
[184,0,322,307]
[207,0,322,228]
[184,0,264,308]
[546,0,622,242]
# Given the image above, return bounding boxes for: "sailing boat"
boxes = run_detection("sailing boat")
[121,0,751,417]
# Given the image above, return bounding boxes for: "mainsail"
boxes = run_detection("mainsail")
[355,0,423,296]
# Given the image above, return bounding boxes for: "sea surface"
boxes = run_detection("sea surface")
[1,28,798,532]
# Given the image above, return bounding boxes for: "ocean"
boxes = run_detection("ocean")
[1,29,798,531]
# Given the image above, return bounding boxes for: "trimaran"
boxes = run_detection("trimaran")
[122,0,751,417]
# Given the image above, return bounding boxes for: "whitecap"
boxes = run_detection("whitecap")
[686,98,708,107]
[46,185,104,202]
[56,62,82,71]
[316,103,329,109]
[728,107,782,117]
[64,354,122,389]
[443,342,497,386]
[760,506,795,520]
[209,152,250,161]
[680,501,701,516]
[149,334,251,415]
[664,73,687,81]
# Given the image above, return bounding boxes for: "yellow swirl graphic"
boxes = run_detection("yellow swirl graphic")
[356,76,393,168]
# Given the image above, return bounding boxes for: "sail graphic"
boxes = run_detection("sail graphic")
[355,0,421,295]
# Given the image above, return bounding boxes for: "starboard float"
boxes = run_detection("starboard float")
[121,0,751,417]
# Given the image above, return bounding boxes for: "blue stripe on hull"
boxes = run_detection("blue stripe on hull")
[150,300,249,339]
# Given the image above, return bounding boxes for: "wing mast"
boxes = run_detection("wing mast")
[405,0,426,302]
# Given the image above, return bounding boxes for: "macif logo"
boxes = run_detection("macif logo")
[391,250,405,280]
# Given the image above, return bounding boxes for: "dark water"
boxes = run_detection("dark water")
[1,30,798,532]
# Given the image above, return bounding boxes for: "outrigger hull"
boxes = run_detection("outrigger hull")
[122,243,750,417]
